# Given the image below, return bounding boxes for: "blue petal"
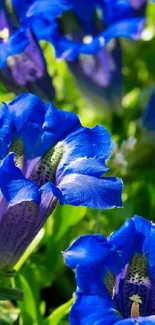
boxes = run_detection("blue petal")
[23,0,71,27]
[115,316,155,324]
[63,235,121,296]
[142,90,155,131]
[103,17,145,42]
[39,182,63,202]
[0,29,28,68]
[108,219,137,267]
[103,0,133,25]
[8,93,80,158]
[12,0,36,18]
[58,17,145,60]
[70,293,119,325]
[0,103,12,159]
[56,125,112,182]
[9,93,47,131]
[0,153,40,205]
[63,233,121,269]
[75,249,122,296]
[57,174,123,209]
[79,17,145,56]
[133,216,155,278]
[57,158,109,182]
[109,216,155,273]
[63,234,107,269]
[75,263,110,296]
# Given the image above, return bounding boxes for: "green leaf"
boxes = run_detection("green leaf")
[14,228,45,271]
[52,205,87,241]
[15,274,40,325]
[41,298,74,325]
[0,287,23,301]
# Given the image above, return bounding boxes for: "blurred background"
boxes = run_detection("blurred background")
[1,1,155,324]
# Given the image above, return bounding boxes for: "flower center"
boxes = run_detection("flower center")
[10,139,65,186]
[105,254,154,319]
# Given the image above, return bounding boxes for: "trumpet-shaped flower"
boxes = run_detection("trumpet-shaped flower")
[23,0,146,109]
[0,92,123,270]
[0,152,57,270]
[0,1,55,100]
[64,216,155,324]
[0,93,123,210]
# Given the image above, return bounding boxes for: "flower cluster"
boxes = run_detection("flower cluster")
[0,92,122,270]
[0,1,155,323]
[0,0,147,107]
[0,0,55,99]
[64,216,155,324]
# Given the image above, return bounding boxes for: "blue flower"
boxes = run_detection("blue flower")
[0,152,57,270]
[23,0,146,110]
[0,93,123,210]
[63,216,155,324]
[0,1,55,100]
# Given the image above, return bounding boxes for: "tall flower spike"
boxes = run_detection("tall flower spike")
[0,1,55,100]
[63,216,155,324]
[23,0,146,110]
[0,93,123,209]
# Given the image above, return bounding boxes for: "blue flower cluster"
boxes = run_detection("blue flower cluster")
[0,0,55,99]
[64,216,155,324]
[0,92,122,270]
[0,0,147,107]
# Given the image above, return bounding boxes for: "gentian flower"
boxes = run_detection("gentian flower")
[64,216,155,324]
[0,152,57,270]
[0,92,123,209]
[0,92,123,270]
[23,0,147,110]
[0,0,55,100]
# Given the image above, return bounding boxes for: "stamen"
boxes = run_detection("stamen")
[130,294,142,318]
[83,35,93,44]
[0,28,9,42]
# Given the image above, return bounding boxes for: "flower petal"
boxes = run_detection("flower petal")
[0,153,40,205]
[108,219,137,267]
[59,17,145,60]
[63,234,108,269]
[63,234,121,295]
[70,293,119,325]
[8,93,80,158]
[57,174,123,209]
[0,103,12,159]
[23,0,71,27]
[0,29,28,68]
[115,315,155,324]
[57,157,109,182]
[133,216,155,278]
[56,125,112,182]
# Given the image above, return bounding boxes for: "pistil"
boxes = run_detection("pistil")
[130,294,142,318]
